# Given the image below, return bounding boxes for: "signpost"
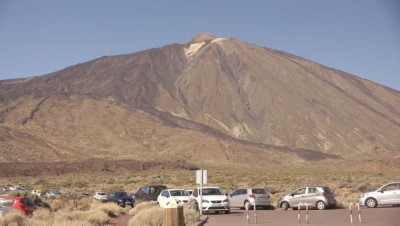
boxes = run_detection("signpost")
[196,169,207,215]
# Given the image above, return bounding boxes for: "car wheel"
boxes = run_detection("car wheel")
[224,210,230,214]
[365,198,377,208]
[316,201,326,210]
[281,201,289,210]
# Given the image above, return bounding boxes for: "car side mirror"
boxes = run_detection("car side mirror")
[291,194,294,197]
[379,189,384,193]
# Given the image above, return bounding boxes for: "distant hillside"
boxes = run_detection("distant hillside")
[1,33,399,164]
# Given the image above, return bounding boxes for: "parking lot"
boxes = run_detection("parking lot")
[202,207,400,226]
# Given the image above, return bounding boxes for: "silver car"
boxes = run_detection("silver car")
[358,182,400,208]
[278,186,336,210]
[228,188,271,209]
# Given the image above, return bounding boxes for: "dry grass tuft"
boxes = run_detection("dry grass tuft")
[32,208,52,221]
[85,210,110,225]
[93,202,126,217]
[183,206,201,226]
[0,211,26,226]
[128,201,158,216]
[128,205,163,226]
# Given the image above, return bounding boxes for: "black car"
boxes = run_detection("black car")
[135,185,167,203]
[107,192,134,207]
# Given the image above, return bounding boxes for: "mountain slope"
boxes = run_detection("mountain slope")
[0,33,399,163]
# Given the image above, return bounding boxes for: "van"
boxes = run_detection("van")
[135,185,167,203]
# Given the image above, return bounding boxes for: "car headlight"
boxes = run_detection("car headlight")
[202,200,210,203]
[222,198,229,203]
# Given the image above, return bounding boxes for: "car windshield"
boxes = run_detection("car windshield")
[170,190,188,196]
[202,188,223,196]
[252,189,267,194]
[115,192,128,197]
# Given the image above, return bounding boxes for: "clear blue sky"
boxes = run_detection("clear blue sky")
[1,0,399,90]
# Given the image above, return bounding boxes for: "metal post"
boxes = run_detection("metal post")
[357,203,362,223]
[199,170,203,215]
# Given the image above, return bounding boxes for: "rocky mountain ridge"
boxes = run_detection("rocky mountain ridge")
[1,33,399,164]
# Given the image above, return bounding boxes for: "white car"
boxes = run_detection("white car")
[93,192,108,202]
[191,187,230,214]
[358,182,400,208]
[157,189,190,208]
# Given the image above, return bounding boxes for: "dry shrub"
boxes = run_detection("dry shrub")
[186,198,198,211]
[84,210,109,226]
[46,220,93,226]
[53,210,86,222]
[32,208,52,221]
[25,219,51,226]
[183,207,201,226]
[94,202,126,217]
[128,201,158,216]
[48,199,66,211]
[128,206,163,226]
[0,211,26,226]
[356,182,375,193]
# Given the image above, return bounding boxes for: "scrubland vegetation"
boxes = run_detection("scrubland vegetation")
[1,159,399,225]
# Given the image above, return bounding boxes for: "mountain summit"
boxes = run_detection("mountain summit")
[0,34,399,164]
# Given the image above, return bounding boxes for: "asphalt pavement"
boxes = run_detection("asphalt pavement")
[202,206,400,226]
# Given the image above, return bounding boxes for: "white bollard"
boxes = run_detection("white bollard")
[306,203,309,224]
[349,203,362,224]
[349,203,353,224]
[252,201,257,224]
[245,202,250,224]
[298,202,309,224]
[298,203,301,224]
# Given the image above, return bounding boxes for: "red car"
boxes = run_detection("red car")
[0,196,36,215]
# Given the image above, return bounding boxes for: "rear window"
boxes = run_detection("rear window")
[170,190,188,196]
[115,192,128,197]
[322,187,333,194]
[202,188,223,196]
[251,189,267,194]
[20,198,35,206]
[0,199,15,206]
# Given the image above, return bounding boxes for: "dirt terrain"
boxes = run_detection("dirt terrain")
[0,159,198,177]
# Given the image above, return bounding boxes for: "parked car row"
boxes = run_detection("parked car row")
[31,188,61,199]
[2,185,25,192]
[2,181,398,218]
[91,185,169,208]
[152,182,400,213]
